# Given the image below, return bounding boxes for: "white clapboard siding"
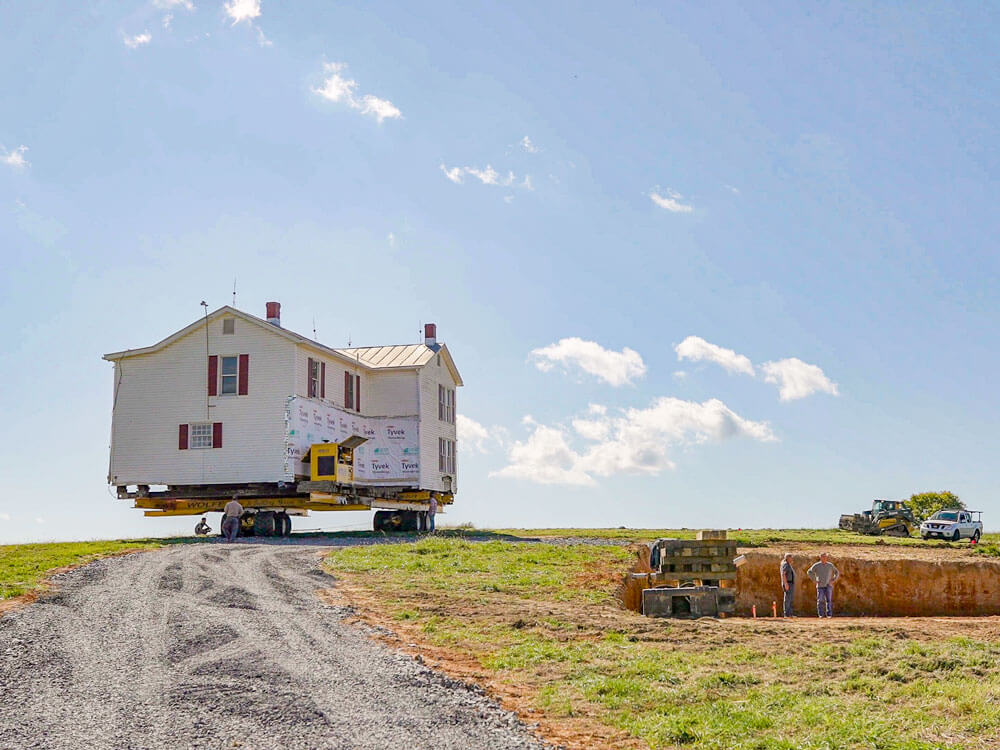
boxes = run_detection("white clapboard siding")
[109,314,296,485]
[364,370,419,416]
[293,344,367,413]
[418,354,459,492]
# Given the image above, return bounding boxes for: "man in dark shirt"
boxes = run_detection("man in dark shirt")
[780,553,796,617]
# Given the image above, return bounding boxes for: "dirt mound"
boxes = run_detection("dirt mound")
[738,549,1000,617]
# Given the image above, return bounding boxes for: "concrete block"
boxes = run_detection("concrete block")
[642,586,720,618]
[696,529,728,540]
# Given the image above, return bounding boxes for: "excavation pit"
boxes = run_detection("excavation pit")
[622,542,1000,618]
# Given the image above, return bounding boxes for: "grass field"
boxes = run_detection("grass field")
[326,535,1000,750]
[0,539,165,600]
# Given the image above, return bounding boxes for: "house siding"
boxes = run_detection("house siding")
[108,315,296,485]
[364,370,419,416]
[418,354,459,492]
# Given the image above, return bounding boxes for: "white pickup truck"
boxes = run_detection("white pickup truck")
[919,510,983,542]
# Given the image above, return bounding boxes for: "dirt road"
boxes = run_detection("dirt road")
[0,541,547,750]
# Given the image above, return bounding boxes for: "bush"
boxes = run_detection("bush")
[907,491,964,523]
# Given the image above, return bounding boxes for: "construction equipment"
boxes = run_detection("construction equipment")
[838,499,916,537]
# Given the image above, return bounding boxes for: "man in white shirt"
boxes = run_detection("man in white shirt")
[222,497,243,543]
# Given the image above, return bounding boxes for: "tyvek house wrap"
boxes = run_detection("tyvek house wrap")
[284,396,420,484]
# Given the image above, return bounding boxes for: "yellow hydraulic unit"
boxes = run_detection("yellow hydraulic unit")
[306,435,368,483]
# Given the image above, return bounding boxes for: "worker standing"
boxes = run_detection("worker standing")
[780,553,795,617]
[222,496,243,543]
[194,517,211,536]
[428,496,437,533]
[807,553,840,618]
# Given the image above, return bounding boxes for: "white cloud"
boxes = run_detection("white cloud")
[123,32,152,49]
[520,136,539,153]
[1,145,29,169]
[162,14,173,28]
[0,512,10,521]
[675,335,755,377]
[503,195,514,204]
[493,397,775,486]
[439,163,532,192]
[457,414,492,453]
[35,517,46,525]
[490,424,596,486]
[724,184,740,195]
[224,0,260,24]
[387,232,396,247]
[312,62,401,123]
[531,337,646,387]
[255,27,272,47]
[440,164,463,183]
[650,188,693,213]
[673,370,687,380]
[761,358,839,401]
[154,0,194,9]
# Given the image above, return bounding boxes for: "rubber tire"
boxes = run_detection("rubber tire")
[973,529,981,542]
[921,533,928,540]
[373,510,389,532]
[952,529,961,542]
[275,513,291,537]
[254,512,276,537]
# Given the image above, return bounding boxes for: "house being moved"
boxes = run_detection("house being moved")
[103,302,461,535]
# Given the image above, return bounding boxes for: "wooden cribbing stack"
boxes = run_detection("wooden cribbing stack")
[636,530,738,618]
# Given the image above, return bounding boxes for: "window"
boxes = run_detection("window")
[190,423,214,449]
[220,356,238,395]
[309,359,321,398]
[344,371,360,410]
[438,385,455,424]
[438,438,455,473]
[222,318,235,335]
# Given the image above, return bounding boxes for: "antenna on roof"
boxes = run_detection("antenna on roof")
[232,278,237,308]
[312,316,317,339]
[347,332,352,347]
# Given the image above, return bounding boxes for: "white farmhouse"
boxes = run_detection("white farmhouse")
[103,302,461,534]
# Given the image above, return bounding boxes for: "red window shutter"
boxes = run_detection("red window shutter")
[344,370,351,408]
[238,354,249,395]
[212,422,223,448]
[321,362,326,399]
[355,375,360,412]
[307,358,315,397]
[208,355,218,396]
[178,424,189,450]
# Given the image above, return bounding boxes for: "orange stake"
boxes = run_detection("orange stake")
[772,601,777,618]
[752,604,757,618]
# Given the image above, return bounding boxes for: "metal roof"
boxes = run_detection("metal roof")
[335,344,436,369]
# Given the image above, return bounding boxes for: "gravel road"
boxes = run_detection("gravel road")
[0,540,548,750]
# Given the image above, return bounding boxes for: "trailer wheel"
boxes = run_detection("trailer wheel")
[275,513,291,537]
[254,512,276,537]
[373,511,388,532]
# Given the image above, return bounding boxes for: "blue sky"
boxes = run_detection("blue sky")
[1,2,998,543]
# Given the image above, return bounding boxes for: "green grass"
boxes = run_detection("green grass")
[495,527,1000,548]
[326,535,1000,750]
[0,539,165,599]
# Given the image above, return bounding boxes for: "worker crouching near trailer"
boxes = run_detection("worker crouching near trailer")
[222,496,243,543]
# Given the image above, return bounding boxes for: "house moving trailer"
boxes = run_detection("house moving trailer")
[104,303,461,535]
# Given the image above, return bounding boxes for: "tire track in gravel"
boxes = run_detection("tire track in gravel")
[0,541,548,750]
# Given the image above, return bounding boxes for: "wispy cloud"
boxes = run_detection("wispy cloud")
[387,232,396,247]
[761,358,839,401]
[676,334,839,401]
[531,337,646,387]
[724,184,740,195]
[35,517,46,525]
[224,0,260,24]
[675,335,755,376]
[123,31,152,49]
[520,135,539,153]
[457,414,493,453]
[492,398,775,486]
[1,145,29,169]
[312,62,401,123]
[439,163,533,193]
[0,512,10,521]
[154,0,194,9]
[650,188,693,213]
